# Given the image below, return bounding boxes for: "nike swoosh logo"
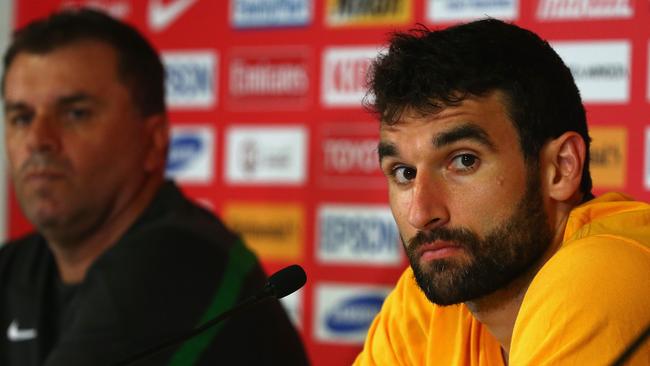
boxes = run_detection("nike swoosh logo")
[148,0,199,32]
[7,320,37,342]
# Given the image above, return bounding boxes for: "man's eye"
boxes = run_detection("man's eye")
[392,166,416,184]
[449,154,479,172]
[7,113,32,127]
[65,108,91,121]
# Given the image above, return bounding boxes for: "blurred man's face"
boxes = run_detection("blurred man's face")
[3,41,161,242]
[378,92,553,305]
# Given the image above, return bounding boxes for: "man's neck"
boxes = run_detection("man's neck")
[465,210,570,358]
[45,178,163,284]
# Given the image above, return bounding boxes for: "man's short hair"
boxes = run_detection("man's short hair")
[367,18,593,196]
[2,8,165,117]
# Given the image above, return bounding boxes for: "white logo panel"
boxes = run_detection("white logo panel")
[163,51,218,109]
[321,47,380,107]
[281,288,304,330]
[165,125,215,184]
[231,0,312,28]
[314,283,391,344]
[317,205,401,265]
[426,0,519,23]
[537,0,633,20]
[552,41,630,103]
[225,125,307,185]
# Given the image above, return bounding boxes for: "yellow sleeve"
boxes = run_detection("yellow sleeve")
[510,236,650,366]
[353,268,433,366]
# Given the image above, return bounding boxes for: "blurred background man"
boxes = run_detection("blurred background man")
[0,8,308,365]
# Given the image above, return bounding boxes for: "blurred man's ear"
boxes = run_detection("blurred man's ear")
[540,131,586,202]
[143,113,169,173]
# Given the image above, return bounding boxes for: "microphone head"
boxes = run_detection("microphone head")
[266,265,307,299]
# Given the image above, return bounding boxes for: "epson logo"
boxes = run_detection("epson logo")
[167,135,202,171]
[317,205,401,265]
[320,214,398,254]
[323,139,378,173]
[537,0,633,20]
[163,51,217,109]
[315,283,390,343]
[322,47,379,107]
[325,294,385,333]
[231,0,312,28]
[165,125,215,183]
[230,60,308,96]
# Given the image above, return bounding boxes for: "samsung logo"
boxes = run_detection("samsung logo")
[315,284,391,343]
[231,0,312,28]
[163,51,217,109]
[325,295,384,333]
[167,135,202,171]
[165,125,215,184]
[537,0,632,20]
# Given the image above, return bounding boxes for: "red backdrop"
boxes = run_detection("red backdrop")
[8,0,650,364]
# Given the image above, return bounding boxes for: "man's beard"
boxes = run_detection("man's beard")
[404,173,553,306]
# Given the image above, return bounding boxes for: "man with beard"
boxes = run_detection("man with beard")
[0,8,308,366]
[354,19,650,365]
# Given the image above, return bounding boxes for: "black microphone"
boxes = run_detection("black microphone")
[114,264,307,366]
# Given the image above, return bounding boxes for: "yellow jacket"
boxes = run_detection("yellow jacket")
[354,193,650,365]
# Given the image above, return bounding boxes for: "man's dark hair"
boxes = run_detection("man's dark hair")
[2,8,165,117]
[367,18,593,197]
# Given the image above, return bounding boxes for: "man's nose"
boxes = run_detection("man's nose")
[407,173,450,230]
[25,114,61,153]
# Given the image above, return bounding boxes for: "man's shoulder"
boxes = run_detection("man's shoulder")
[0,233,49,274]
[127,181,239,254]
[512,221,650,364]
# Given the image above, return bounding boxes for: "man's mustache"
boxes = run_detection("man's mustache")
[407,227,480,252]
[17,153,71,176]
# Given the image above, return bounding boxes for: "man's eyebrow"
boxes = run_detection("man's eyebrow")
[433,123,496,151]
[57,92,97,105]
[3,101,29,114]
[377,141,398,163]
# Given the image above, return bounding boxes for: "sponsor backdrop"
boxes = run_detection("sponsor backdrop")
[5,0,650,364]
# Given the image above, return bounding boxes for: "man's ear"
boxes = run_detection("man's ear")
[540,131,586,202]
[143,113,169,173]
